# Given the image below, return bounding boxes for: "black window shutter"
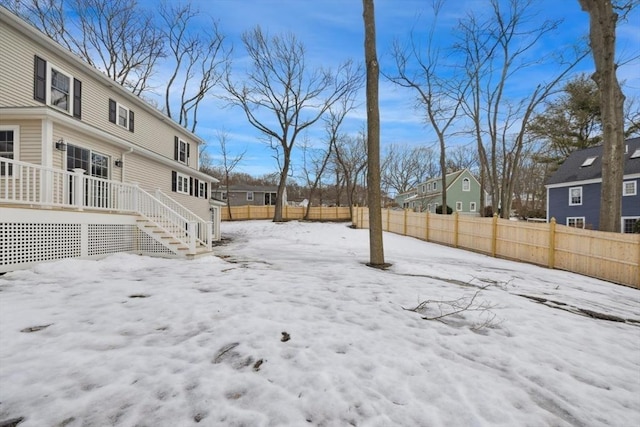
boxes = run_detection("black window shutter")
[189,177,194,196]
[108,99,116,123]
[174,136,179,160]
[205,183,208,199]
[171,171,177,192]
[129,110,134,132]
[187,143,191,165]
[34,55,46,103]
[73,78,82,119]
[194,179,200,197]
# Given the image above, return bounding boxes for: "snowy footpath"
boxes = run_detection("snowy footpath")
[1,220,639,427]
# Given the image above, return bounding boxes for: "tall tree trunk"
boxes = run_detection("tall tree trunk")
[363,0,385,266]
[579,0,625,232]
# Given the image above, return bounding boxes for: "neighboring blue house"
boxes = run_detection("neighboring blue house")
[545,137,640,233]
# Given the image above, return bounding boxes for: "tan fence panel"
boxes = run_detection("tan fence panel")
[221,205,351,222]
[554,225,639,286]
[495,219,550,266]
[457,215,494,254]
[351,207,639,288]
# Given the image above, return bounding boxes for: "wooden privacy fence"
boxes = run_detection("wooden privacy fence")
[221,205,352,222]
[353,207,640,288]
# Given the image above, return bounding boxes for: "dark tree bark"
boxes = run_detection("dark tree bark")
[579,0,627,232]
[363,0,385,267]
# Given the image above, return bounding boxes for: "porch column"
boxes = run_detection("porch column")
[72,168,85,210]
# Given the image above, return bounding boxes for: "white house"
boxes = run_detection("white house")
[0,7,221,273]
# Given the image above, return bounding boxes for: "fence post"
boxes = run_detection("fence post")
[454,211,459,248]
[491,213,498,257]
[247,205,251,220]
[403,209,408,235]
[425,211,430,242]
[548,217,556,269]
[72,168,85,210]
[360,207,364,228]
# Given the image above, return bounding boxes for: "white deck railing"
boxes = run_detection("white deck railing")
[1,157,211,255]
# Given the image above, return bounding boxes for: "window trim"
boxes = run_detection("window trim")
[48,63,74,114]
[621,216,640,233]
[247,191,254,201]
[0,125,20,177]
[470,201,476,212]
[623,180,637,196]
[462,178,471,192]
[456,201,463,211]
[176,172,190,195]
[569,186,583,206]
[176,138,189,165]
[567,217,585,229]
[198,181,207,198]
[117,104,129,129]
[433,182,438,190]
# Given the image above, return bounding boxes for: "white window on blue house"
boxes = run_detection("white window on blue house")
[567,217,585,228]
[247,191,254,201]
[456,201,463,211]
[462,178,470,191]
[622,217,639,233]
[569,187,582,206]
[470,202,476,212]
[623,181,637,196]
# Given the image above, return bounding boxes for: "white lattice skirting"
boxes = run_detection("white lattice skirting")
[1,208,174,273]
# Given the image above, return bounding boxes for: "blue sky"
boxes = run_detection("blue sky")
[153,0,640,178]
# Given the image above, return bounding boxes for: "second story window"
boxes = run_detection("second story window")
[569,187,582,206]
[34,56,82,119]
[174,137,190,165]
[462,178,470,191]
[109,99,135,132]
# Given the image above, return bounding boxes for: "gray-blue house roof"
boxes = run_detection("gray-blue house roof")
[546,137,640,185]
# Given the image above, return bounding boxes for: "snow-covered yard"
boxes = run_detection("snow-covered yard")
[1,220,639,427]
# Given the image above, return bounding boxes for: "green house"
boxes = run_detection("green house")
[413,169,487,215]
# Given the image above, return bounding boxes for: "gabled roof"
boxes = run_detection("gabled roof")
[545,137,640,186]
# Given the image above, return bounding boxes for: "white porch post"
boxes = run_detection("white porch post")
[131,182,139,213]
[188,221,197,254]
[72,168,85,210]
[206,221,213,250]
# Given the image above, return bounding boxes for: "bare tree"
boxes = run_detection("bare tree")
[223,27,363,222]
[363,0,385,267]
[578,0,633,232]
[457,0,588,218]
[299,136,333,218]
[388,0,469,216]
[382,144,437,195]
[159,2,228,133]
[334,131,368,218]
[215,131,246,220]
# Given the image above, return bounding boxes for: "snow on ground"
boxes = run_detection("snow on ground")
[1,220,639,427]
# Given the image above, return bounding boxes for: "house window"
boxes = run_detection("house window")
[176,173,189,195]
[221,191,227,200]
[567,217,585,229]
[50,67,71,112]
[34,56,82,118]
[623,181,637,196]
[470,202,476,212]
[456,201,463,211]
[433,182,437,190]
[631,149,640,159]
[0,126,18,176]
[569,187,582,206]
[462,178,470,191]
[247,191,254,201]
[427,203,432,212]
[118,105,129,129]
[622,217,639,233]
[581,156,597,167]
[177,139,188,164]
[198,181,207,198]
[108,99,134,132]
[265,192,277,205]
[421,184,426,193]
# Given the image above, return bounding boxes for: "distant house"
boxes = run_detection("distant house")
[545,137,640,233]
[413,169,487,215]
[213,185,287,207]
[394,188,418,209]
